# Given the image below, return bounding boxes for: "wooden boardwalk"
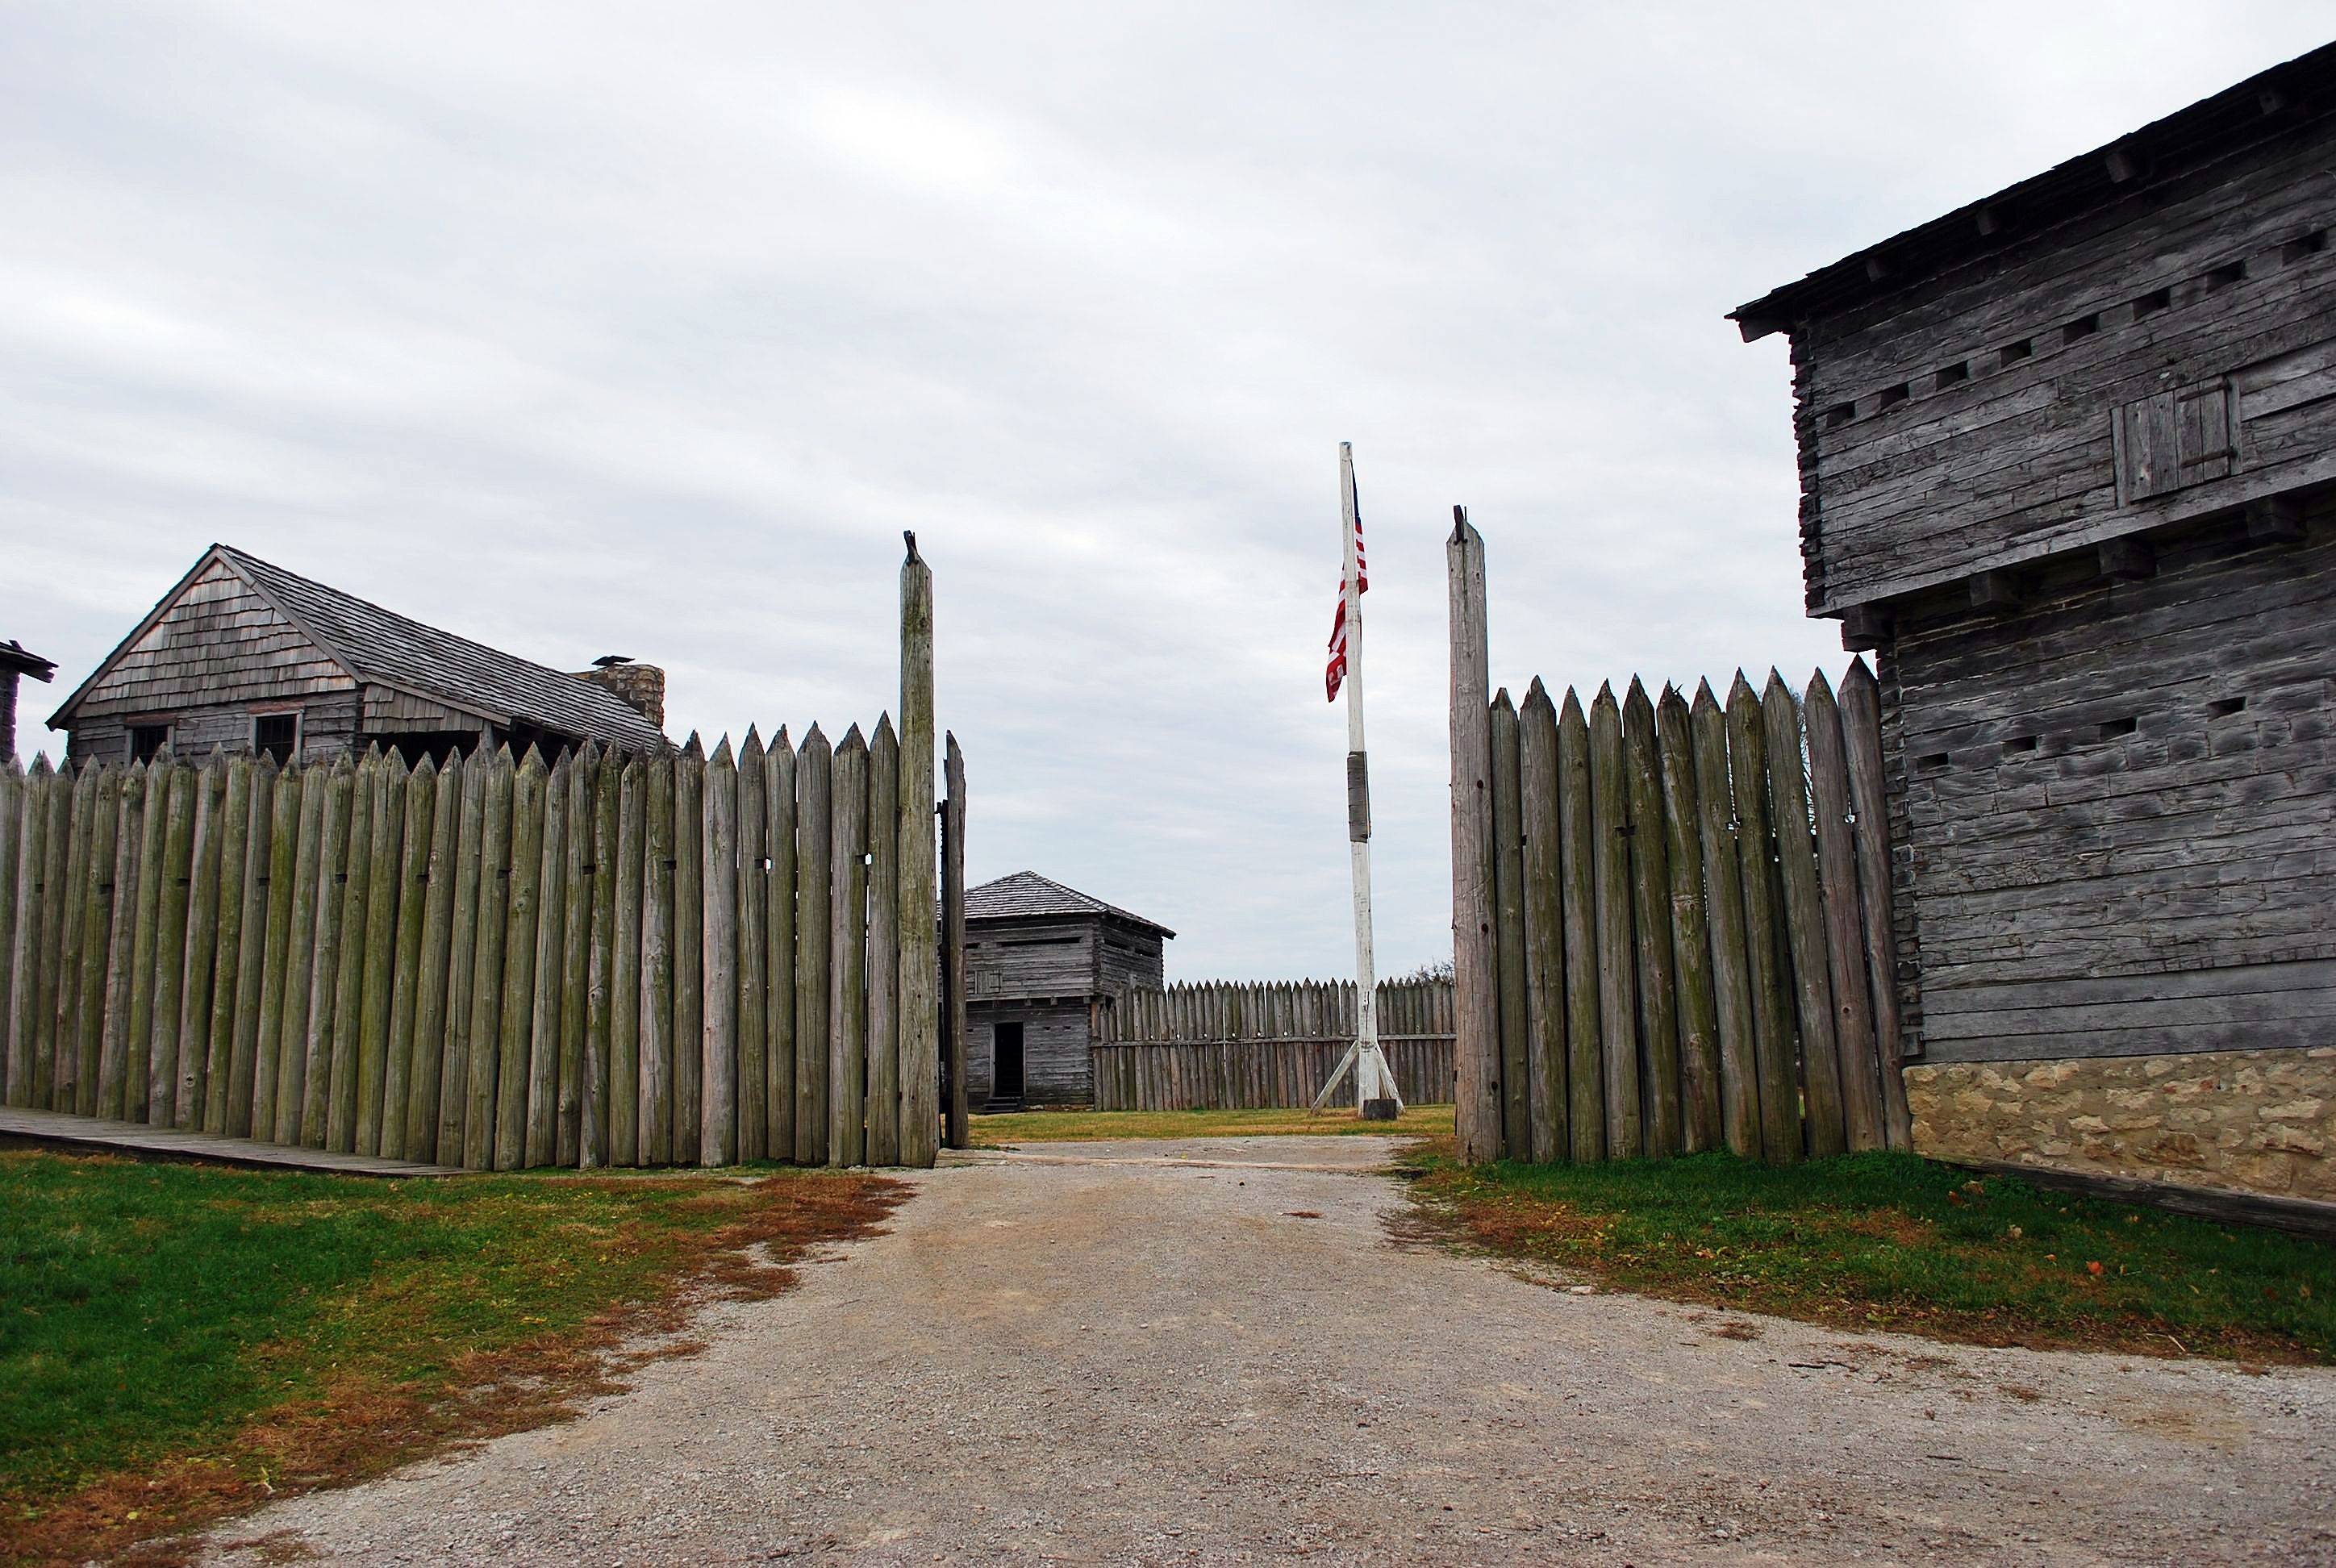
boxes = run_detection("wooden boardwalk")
[0,1105,465,1177]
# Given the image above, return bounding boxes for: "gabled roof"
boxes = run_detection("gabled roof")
[1731,41,2336,340]
[52,544,668,751]
[965,871,1175,938]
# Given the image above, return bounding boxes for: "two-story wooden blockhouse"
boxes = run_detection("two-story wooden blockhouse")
[962,871,1171,1108]
[1733,44,2336,1203]
[49,544,669,766]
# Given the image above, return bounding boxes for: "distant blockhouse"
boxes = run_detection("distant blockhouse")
[962,871,1172,1109]
[1733,44,2336,1203]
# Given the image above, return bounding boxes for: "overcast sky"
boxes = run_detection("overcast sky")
[5,3,2327,978]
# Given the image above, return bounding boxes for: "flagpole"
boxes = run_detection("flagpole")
[1338,442,1400,1119]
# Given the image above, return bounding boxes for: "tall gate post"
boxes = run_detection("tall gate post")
[1448,508,1502,1163]
[941,734,968,1149]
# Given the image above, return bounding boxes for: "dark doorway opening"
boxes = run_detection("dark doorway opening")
[991,1023,1025,1107]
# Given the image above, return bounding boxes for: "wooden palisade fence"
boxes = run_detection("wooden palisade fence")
[1091,978,1454,1111]
[0,544,944,1170]
[1447,513,1911,1166]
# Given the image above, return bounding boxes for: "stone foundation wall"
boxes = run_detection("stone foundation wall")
[1904,1048,2336,1202]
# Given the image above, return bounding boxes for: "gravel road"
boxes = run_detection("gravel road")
[199,1135,2334,1566]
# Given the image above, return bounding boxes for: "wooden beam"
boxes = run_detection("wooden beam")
[1969,569,2023,615]
[2246,494,2305,543]
[2097,537,2156,580]
[1838,604,1890,652]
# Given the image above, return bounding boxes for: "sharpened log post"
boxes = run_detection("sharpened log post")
[897,538,941,1167]
[1447,510,1501,1163]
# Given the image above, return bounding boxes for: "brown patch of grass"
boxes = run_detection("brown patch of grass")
[1708,1320,1763,1341]
[5,1174,903,1568]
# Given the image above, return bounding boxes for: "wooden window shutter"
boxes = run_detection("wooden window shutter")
[2114,377,2234,503]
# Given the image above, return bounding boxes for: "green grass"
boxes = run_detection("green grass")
[0,1150,896,1566]
[1407,1144,2334,1362]
[970,1103,1454,1145]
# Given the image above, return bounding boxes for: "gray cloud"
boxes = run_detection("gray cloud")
[6,2,2326,977]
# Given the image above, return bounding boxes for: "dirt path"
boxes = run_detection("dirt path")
[200,1136,2334,1565]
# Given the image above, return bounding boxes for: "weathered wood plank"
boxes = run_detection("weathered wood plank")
[897,540,941,1168]
[462,750,515,1170]
[763,730,796,1161]
[3,761,48,1108]
[1488,690,1530,1157]
[354,756,406,1154]
[1588,684,1640,1160]
[232,762,286,1137]
[270,761,328,1145]
[1555,691,1602,1161]
[97,765,149,1121]
[1728,676,1802,1163]
[1518,680,1565,1163]
[0,762,19,1106]
[672,739,704,1165]
[793,727,832,1166]
[407,753,459,1161]
[1690,683,1761,1157]
[494,749,548,1170]
[437,754,486,1163]
[315,756,367,1151]
[1763,672,1846,1160]
[521,751,569,1168]
[173,757,226,1127]
[699,737,739,1167]
[639,749,674,1164]
[1655,687,1721,1153]
[1804,671,1888,1153]
[1839,660,1913,1148]
[1623,679,1682,1158]
[382,756,436,1160]
[1446,514,1500,1162]
[828,726,869,1167]
[582,749,620,1168]
[199,756,251,1132]
[556,749,593,1167]
[866,715,901,1166]
[611,753,648,1166]
[942,733,968,1150]
[44,762,97,1114]
[735,730,767,1162]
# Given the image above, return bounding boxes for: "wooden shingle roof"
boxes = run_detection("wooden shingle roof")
[965,871,1174,938]
[52,544,669,752]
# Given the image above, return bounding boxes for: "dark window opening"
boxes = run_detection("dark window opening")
[499,719,582,764]
[1934,361,1970,389]
[2133,286,2171,319]
[1823,402,1855,429]
[1875,383,1909,412]
[2283,229,2328,265]
[1917,752,1950,772]
[2063,313,2100,343]
[2097,716,2139,741]
[375,730,477,767]
[991,1023,1025,1103]
[2207,696,2247,719]
[129,724,171,763]
[2000,338,2034,364]
[1002,935,1080,947]
[2206,260,2246,291]
[2004,736,2038,755]
[253,712,299,765]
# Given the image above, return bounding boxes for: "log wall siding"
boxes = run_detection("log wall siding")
[965,1006,1092,1107]
[1090,978,1457,1112]
[0,728,947,1170]
[1892,513,2335,1064]
[1450,665,1910,1165]
[1792,123,2336,614]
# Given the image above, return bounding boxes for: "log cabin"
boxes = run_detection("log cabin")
[962,871,1171,1108]
[48,544,669,766]
[1732,44,2336,1203]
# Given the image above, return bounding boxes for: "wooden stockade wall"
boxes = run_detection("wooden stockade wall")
[1090,978,1455,1111]
[0,553,942,1172]
[1447,522,1912,1166]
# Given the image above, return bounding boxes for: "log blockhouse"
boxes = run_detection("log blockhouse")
[48,545,668,766]
[962,872,1171,1108]
[1733,44,2336,1203]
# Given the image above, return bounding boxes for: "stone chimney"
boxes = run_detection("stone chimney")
[576,656,665,731]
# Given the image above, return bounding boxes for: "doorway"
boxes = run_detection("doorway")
[991,1023,1025,1106]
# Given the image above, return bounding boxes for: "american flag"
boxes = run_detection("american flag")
[1324,472,1366,702]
